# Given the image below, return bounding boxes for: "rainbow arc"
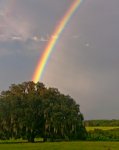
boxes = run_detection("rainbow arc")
[32,0,82,83]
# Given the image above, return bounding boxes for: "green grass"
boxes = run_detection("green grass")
[0,138,43,144]
[0,142,119,150]
[86,126,119,131]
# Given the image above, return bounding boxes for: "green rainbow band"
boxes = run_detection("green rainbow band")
[32,0,82,83]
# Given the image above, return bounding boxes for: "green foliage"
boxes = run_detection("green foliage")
[85,120,119,127]
[0,81,86,142]
[85,120,119,141]
[87,128,119,141]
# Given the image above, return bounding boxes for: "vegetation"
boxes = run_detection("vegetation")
[1,81,119,144]
[0,81,87,142]
[85,124,119,141]
[86,126,119,131]
[87,128,119,141]
[85,120,119,127]
[0,142,119,150]
[85,120,119,141]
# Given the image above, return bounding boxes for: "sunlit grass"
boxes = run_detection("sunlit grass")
[86,126,119,131]
[0,138,43,144]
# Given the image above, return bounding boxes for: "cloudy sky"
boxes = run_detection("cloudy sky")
[0,0,119,119]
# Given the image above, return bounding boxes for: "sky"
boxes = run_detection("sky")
[0,0,119,119]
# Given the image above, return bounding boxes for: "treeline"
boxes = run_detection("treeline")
[85,120,119,127]
[87,128,119,141]
[85,120,119,141]
[0,81,87,142]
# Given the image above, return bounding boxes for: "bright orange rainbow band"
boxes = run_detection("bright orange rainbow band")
[32,0,82,83]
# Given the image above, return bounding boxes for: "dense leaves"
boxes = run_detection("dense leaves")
[0,81,86,142]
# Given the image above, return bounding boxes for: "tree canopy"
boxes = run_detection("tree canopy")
[0,81,87,142]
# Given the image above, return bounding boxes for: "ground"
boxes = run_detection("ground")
[0,142,119,150]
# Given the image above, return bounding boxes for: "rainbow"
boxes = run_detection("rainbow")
[32,0,82,83]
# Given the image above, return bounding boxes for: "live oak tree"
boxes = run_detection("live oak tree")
[0,81,87,142]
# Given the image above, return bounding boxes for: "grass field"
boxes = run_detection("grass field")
[0,127,119,150]
[0,142,119,150]
[86,126,119,131]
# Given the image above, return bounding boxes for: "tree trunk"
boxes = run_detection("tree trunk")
[27,129,35,143]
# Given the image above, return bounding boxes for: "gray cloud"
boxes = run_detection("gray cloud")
[41,0,119,119]
[0,0,119,119]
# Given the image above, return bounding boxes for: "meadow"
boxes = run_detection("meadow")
[0,127,119,149]
[86,126,119,131]
[0,142,119,150]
